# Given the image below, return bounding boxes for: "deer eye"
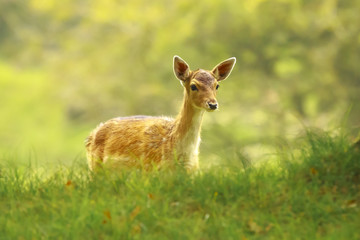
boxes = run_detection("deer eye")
[216,84,219,90]
[190,84,198,91]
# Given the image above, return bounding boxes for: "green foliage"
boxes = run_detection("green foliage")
[0,0,359,163]
[289,130,360,187]
[1,132,359,239]
[0,61,90,163]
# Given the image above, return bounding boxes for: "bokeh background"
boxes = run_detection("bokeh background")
[1,0,359,166]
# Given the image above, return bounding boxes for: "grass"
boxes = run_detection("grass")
[0,130,359,240]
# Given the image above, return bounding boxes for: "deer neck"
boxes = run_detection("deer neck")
[173,90,205,166]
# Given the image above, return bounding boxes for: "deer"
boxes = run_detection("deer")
[85,55,236,171]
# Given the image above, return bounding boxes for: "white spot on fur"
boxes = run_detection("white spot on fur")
[176,110,204,169]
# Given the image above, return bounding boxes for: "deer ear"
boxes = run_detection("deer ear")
[212,57,236,81]
[173,55,190,81]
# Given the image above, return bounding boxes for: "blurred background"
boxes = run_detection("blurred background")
[0,0,359,167]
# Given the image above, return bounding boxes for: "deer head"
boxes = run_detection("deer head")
[173,55,236,111]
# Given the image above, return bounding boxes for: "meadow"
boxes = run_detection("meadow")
[1,0,360,239]
[1,130,359,239]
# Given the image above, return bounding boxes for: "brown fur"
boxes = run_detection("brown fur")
[86,56,236,171]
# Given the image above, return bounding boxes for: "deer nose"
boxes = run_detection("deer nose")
[208,102,218,110]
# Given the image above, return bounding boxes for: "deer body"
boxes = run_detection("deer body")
[86,56,236,171]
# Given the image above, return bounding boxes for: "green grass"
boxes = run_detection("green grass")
[1,131,359,240]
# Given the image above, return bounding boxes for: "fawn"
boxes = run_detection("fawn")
[86,56,236,171]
